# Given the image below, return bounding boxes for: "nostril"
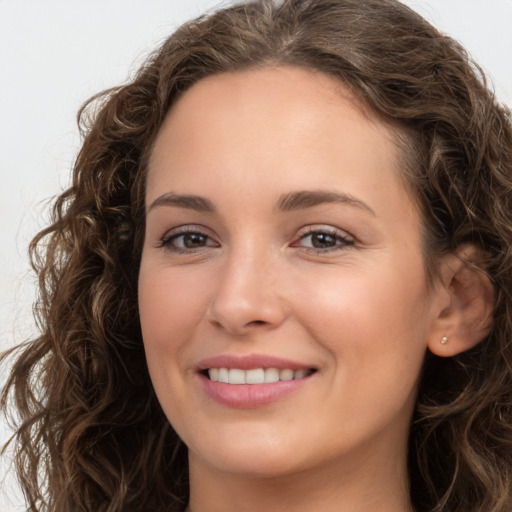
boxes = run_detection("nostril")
[207,294,287,334]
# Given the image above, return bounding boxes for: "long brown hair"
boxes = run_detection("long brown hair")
[3,1,512,510]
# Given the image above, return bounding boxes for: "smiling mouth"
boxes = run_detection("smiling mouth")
[204,367,316,384]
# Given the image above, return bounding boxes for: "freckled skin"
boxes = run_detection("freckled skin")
[138,66,445,512]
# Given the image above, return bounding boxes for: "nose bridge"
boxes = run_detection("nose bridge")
[207,237,285,333]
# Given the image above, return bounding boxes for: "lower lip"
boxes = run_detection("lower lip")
[199,374,311,408]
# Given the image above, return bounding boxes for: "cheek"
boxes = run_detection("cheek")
[295,256,429,328]
[138,265,211,361]
[291,257,431,378]
[138,264,215,426]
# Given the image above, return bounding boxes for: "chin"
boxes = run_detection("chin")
[186,425,312,478]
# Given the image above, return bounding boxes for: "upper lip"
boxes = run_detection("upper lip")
[196,354,315,371]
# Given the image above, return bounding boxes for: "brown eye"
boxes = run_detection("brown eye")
[293,228,354,252]
[309,232,337,248]
[160,229,219,251]
[179,233,208,248]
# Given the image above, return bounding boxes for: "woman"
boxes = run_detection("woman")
[2,0,512,510]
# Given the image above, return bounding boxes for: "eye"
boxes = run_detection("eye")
[158,227,219,252]
[292,227,354,252]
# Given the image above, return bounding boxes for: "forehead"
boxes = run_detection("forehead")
[147,66,406,196]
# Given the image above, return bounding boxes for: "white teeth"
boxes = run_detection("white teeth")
[264,368,280,383]
[279,369,294,381]
[228,369,245,384]
[207,367,312,384]
[218,368,229,383]
[293,369,308,379]
[245,368,265,384]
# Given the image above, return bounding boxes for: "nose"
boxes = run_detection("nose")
[206,246,287,335]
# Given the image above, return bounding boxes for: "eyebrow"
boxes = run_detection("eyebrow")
[148,193,216,213]
[147,189,375,216]
[276,190,376,216]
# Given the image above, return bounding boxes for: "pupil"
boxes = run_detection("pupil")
[184,233,206,248]
[312,233,336,248]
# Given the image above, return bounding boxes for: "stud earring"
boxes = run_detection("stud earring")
[440,336,448,345]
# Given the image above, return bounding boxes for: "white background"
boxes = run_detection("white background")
[1,1,511,510]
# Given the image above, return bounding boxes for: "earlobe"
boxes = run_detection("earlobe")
[427,246,494,357]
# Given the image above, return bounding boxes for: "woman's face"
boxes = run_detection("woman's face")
[138,66,445,480]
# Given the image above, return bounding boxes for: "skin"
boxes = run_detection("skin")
[138,66,451,512]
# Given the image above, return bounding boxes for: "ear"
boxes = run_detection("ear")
[427,245,494,357]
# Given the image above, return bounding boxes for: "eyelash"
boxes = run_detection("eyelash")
[157,226,218,253]
[156,226,354,254]
[291,227,354,253]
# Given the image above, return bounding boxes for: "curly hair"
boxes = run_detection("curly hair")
[2,0,512,511]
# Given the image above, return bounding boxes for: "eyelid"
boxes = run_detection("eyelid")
[296,224,353,239]
[291,225,355,251]
[156,224,219,250]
